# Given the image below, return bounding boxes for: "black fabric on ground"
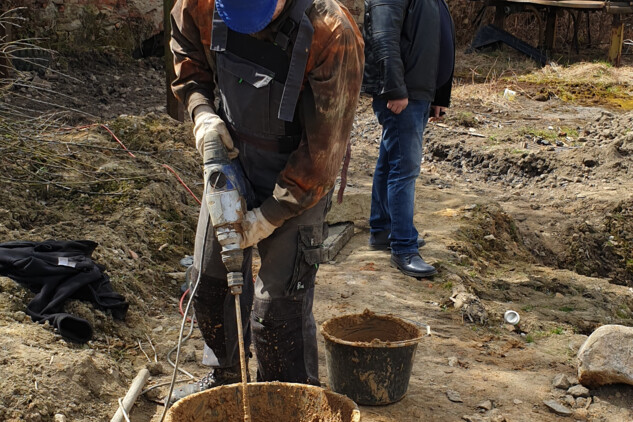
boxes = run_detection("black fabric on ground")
[0,239,129,343]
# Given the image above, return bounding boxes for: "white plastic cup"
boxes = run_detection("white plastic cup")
[504,310,520,325]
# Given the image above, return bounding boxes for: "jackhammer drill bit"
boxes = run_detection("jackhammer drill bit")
[203,133,252,422]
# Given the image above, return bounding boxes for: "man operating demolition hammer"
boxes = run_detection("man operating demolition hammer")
[168,0,364,402]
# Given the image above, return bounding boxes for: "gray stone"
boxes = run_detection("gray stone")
[568,385,590,398]
[577,324,633,388]
[488,409,507,422]
[447,390,463,403]
[462,415,487,422]
[552,373,571,389]
[476,400,493,411]
[563,395,576,407]
[543,400,572,416]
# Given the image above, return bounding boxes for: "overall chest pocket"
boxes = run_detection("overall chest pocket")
[216,52,287,137]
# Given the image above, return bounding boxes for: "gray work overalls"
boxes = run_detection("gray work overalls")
[191,0,329,385]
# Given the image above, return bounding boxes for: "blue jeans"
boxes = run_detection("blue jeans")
[369,97,430,255]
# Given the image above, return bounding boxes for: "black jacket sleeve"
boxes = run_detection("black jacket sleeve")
[365,0,408,100]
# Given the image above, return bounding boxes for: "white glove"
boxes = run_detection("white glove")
[193,105,239,159]
[239,208,279,249]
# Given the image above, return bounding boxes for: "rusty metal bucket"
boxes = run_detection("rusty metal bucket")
[165,381,361,422]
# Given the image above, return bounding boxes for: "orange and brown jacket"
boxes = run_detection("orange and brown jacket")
[170,0,364,226]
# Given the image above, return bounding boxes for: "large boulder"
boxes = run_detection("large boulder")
[577,324,633,388]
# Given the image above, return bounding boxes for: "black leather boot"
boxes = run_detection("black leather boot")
[369,230,426,250]
[390,253,437,278]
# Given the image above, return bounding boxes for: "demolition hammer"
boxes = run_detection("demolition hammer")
[202,132,252,421]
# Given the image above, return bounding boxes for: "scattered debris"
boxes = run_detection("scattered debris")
[450,285,489,325]
[503,88,517,101]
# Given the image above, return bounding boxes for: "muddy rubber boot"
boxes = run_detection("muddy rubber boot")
[165,366,244,405]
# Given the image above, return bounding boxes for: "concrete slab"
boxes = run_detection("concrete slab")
[322,222,354,263]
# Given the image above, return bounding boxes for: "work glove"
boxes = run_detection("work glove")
[239,208,279,249]
[193,105,239,160]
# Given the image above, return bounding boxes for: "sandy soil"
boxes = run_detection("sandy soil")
[1,46,633,422]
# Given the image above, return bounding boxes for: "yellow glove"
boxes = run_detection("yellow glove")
[193,105,239,159]
[239,208,279,249]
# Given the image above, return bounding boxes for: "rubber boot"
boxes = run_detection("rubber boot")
[165,365,245,405]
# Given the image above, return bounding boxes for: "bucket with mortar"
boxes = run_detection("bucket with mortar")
[321,310,424,405]
[165,381,361,422]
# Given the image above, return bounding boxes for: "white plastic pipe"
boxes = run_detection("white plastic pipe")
[111,368,150,422]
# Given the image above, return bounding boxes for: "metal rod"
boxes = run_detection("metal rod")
[233,290,252,422]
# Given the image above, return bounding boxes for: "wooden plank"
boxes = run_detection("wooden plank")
[543,7,558,51]
[494,1,506,30]
[608,14,624,66]
[163,0,184,122]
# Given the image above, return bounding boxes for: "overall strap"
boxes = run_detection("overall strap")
[278,0,314,122]
[210,0,315,122]
[210,8,228,52]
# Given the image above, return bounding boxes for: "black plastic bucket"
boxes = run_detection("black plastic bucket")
[321,310,424,405]
[165,381,361,422]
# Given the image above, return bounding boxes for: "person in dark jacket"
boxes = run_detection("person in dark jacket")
[363,0,455,278]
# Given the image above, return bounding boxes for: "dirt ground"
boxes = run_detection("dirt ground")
[1,42,633,422]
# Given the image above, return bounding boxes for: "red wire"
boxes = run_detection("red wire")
[99,124,136,158]
[179,288,195,323]
[162,164,202,205]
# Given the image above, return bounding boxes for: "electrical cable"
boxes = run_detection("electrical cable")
[117,398,131,422]
[179,288,196,323]
[166,313,197,380]
[162,164,201,205]
[159,210,210,422]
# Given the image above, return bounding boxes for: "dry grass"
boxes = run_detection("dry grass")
[452,49,538,109]
[452,46,633,110]
[528,62,633,86]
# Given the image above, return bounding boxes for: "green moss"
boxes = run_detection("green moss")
[559,127,579,138]
[616,308,630,319]
[452,112,479,128]
[518,127,558,140]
